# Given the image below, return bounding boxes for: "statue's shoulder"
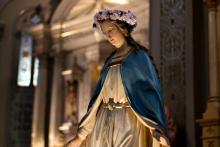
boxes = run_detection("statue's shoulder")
[103,50,116,65]
[127,47,150,60]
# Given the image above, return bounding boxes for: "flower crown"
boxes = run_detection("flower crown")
[93,8,137,32]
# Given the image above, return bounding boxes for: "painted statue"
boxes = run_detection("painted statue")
[66,8,170,147]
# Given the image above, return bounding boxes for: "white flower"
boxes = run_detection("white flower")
[93,8,137,31]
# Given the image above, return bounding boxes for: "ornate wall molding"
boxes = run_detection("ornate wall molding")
[204,0,220,10]
[160,0,186,119]
[160,0,187,145]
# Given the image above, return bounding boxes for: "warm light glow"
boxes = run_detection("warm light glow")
[97,65,103,71]
[31,133,36,138]
[19,9,25,15]
[94,31,102,42]
[61,27,90,37]
[105,0,129,5]
[31,133,44,147]
[59,122,72,131]
[61,70,72,76]
[49,134,54,141]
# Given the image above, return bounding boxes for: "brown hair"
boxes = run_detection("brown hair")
[112,20,161,79]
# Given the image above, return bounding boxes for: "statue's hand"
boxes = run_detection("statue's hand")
[159,136,170,147]
[65,136,83,147]
[152,129,170,147]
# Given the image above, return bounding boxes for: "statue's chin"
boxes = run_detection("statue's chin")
[113,43,123,48]
[109,40,123,48]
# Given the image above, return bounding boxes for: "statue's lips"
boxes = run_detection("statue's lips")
[109,39,115,44]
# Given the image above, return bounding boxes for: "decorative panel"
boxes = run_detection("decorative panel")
[160,0,186,146]
[9,92,34,147]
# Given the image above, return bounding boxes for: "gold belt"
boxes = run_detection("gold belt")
[103,98,130,111]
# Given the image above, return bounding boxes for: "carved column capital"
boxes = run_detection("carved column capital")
[204,0,220,11]
[25,24,51,56]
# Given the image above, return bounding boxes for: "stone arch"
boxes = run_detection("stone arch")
[51,0,78,23]
[50,0,151,52]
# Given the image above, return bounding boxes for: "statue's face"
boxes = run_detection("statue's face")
[100,20,125,48]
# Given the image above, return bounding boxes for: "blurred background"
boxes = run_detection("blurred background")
[0,0,219,147]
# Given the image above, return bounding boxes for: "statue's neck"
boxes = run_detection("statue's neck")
[113,41,132,58]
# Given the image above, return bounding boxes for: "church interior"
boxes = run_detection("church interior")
[0,0,220,147]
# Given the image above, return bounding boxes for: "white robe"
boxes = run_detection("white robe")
[77,64,162,147]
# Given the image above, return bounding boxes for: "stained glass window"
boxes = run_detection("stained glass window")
[17,32,32,87]
[33,58,39,86]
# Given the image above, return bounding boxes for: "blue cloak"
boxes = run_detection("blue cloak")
[87,48,169,143]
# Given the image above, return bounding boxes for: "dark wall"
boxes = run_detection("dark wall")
[192,1,209,147]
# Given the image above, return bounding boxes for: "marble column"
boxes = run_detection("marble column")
[27,24,51,147]
[49,55,64,147]
[197,0,220,147]
[31,55,48,147]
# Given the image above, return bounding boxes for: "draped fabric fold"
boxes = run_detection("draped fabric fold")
[78,48,170,146]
